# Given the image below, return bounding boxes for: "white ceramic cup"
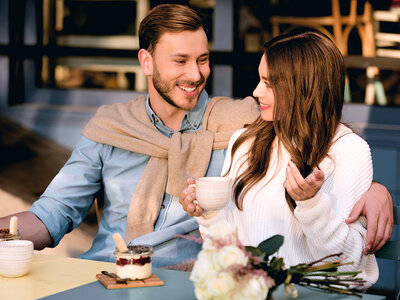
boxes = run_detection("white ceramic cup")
[0,240,33,277]
[192,177,232,211]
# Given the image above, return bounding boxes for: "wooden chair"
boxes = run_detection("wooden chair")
[374,205,400,300]
[373,8,400,59]
[270,0,387,105]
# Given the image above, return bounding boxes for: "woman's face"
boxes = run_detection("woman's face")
[253,54,275,121]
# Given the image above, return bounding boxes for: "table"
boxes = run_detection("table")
[0,254,386,300]
[0,254,114,299]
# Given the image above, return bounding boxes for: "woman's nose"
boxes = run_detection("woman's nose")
[253,82,262,98]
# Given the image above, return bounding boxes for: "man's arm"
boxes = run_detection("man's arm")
[0,212,53,250]
[346,181,393,255]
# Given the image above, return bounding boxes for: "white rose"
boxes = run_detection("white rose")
[190,250,215,283]
[202,236,216,251]
[233,275,269,300]
[196,249,211,263]
[207,271,236,298]
[207,220,236,240]
[194,283,213,300]
[213,245,248,269]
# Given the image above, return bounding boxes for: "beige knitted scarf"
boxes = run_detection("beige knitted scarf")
[82,95,259,242]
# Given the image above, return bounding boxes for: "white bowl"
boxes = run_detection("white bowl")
[0,240,33,277]
[0,253,33,260]
[0,240,33,252]
[0,247,33,255]
[0,257,32,277]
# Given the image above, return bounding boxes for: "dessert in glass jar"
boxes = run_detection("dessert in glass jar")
[0,229,20,242]
[0,216,19,242]
[114,245,153,280]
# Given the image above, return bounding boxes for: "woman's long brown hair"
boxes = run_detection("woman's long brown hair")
[228,31,345,211]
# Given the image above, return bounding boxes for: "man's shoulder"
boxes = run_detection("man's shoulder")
[206,96,259,127]
[207,96,258,115]
[96,94,146,112]
[76,135,113,151]
[209,95,256,105]
[76,135,142,161]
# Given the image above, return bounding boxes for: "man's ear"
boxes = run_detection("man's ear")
[138,49,153,76]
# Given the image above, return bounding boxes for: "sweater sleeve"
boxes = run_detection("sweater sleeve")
[294,131,378,287]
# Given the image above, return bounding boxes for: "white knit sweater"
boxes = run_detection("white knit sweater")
[196,124,378,288]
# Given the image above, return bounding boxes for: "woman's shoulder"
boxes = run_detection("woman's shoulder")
[226,128,252,158]
[330,124,370,153]
[329,124,370,155]
[230,128,248,142]
[320,124,372,181]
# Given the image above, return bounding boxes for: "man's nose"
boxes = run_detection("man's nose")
[185,62,202,82]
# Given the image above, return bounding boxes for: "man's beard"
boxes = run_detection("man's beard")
[152,67,205,111]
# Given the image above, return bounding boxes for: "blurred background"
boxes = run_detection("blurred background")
[0,0,399,298]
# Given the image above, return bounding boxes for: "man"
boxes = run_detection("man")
[0,4,393,267]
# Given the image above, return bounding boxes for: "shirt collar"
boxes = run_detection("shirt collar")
[145,90,210,137]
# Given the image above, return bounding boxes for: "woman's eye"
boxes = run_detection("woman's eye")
[264,81,271,88]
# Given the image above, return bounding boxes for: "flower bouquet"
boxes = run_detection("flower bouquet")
[185,220,365,300]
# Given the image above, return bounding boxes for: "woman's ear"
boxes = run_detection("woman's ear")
[138,49,153,76]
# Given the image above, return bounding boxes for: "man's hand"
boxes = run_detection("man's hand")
[346,181,393,255]
[285,161,324,201]
[179,178,204,217]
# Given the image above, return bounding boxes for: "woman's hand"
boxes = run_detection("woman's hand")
[284,161,324,201]
[179,178,205,217]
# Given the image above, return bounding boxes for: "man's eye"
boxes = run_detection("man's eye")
[176,60,185,64]
[198,57,209,63]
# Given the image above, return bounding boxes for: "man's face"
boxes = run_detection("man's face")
[149,29,210,111]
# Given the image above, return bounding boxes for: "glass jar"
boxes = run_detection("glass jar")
[0,229,20,242]
[114,245,153,280]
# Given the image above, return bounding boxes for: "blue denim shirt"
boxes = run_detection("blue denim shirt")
[29,91,226,267]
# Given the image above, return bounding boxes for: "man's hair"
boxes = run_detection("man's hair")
[139,4,206,52]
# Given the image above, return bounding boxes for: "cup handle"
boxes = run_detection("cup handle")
[187,184,198,205]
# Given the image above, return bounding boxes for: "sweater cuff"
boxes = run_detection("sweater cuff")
[195,211,219,226]
[294,193,331,226]
[294,193,321,209]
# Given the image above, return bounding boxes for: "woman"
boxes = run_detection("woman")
[180,31,378,288]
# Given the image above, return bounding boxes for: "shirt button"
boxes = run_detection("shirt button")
[161,205,165,209]
[194,123,197,127]
[155,117,159,122]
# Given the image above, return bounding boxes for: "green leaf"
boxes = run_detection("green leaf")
[245,246,265,259]
[270,257,284,272]
[257,234,284,257]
